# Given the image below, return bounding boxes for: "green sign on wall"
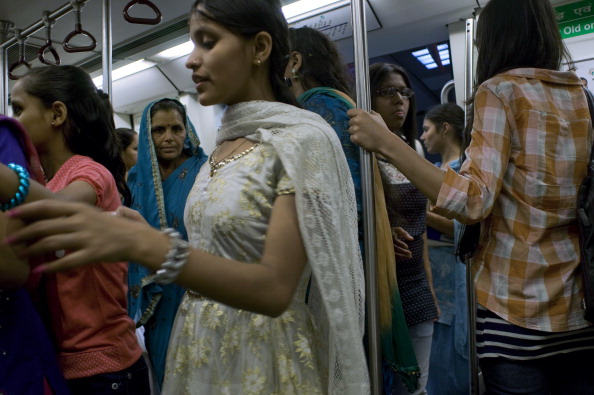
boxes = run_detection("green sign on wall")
[555,1,594,39]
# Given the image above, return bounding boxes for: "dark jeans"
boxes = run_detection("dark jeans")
[67,357,150,395]
[479,350,594,395]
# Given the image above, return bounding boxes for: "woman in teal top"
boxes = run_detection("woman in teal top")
[127,98,207,388]
[285,26,420,393]
[285,27,361,240]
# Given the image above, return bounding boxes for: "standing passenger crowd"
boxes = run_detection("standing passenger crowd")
[1,0,593,394]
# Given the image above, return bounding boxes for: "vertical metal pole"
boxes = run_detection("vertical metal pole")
[1,47,7,115]
[102,0,113,97]
[464,16,480,395]
[351,1,381,394]
[0,20,12,115]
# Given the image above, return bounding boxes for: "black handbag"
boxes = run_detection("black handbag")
[577,86,594,323]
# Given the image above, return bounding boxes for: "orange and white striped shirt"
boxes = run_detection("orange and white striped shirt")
[434,68,593,332]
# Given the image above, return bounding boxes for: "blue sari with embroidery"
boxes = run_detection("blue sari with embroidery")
[298,88,362,243]
[126,99,207,387]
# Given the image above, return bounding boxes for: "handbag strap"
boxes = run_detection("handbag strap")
[585,87,594,160]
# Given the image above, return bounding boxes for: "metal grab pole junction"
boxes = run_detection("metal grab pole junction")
[350,1,381,394]
[464,16,480,395]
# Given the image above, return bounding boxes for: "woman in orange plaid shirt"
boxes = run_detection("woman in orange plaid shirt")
[347,0,594,393]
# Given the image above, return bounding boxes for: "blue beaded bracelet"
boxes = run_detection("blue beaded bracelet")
[1,163,30,212]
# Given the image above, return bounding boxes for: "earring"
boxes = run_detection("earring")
[256,58,261,67]
[284,77,293,87]
[291,67,299,79]
[51,121,55,126]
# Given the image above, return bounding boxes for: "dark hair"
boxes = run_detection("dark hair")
[190,0,298,106]
[466,0,573,149]
[288,27,352,96]
[424,103,464,143]
[150,98,188,130]
[20,65,131,206]
[369,62,417,149]
[116,127,137,151]
[457,0,572,262]
[475,0,571,87]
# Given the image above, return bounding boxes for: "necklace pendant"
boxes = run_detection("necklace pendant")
[207,142,260,179]
[201,176,211,194]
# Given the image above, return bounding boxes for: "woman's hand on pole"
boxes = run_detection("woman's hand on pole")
[347,108,394,154]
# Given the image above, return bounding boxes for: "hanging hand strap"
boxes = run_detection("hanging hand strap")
[123,0,162,25]
[8,30,32,80]
[38,11,61,65]
[63,0,97,53]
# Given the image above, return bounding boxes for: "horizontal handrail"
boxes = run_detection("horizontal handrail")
[1,0,88,49]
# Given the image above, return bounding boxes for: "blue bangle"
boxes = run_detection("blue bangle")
[1,163,30,211]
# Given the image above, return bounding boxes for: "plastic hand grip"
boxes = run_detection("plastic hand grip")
[39,11,61,64]
[9,30,31,80]
[63,1,97,53]
[123,0,162,25]
[8,60,31,81]
[63,23,97,53]
[38,43,61,65]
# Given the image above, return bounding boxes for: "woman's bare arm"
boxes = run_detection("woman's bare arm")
[0,213,29,289]
[7,195,307,317]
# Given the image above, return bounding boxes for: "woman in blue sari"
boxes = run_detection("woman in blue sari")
[127,98,207,389]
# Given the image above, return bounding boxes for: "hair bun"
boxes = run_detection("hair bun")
[97,88,109,99]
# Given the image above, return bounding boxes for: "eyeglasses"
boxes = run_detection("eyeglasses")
[376,87,414,99]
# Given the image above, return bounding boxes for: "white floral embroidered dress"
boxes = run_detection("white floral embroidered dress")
[163,142,325,394]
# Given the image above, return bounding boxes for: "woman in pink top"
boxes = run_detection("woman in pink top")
[9,65,149,395]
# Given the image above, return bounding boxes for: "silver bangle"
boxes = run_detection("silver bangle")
[154,228,190,285]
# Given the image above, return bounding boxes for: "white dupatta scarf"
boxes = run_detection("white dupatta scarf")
[217,101,370,395]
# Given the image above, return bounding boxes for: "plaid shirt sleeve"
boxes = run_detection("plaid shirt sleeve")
[434,84,511,224]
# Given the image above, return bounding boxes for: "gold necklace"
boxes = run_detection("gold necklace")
[211,139,245,164]
[209,140,260,177]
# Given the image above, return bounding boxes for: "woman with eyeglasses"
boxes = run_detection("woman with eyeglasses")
[370,62,438,395]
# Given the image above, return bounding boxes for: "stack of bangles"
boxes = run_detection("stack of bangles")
[153,228,190,285]
[1,163,30,212]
